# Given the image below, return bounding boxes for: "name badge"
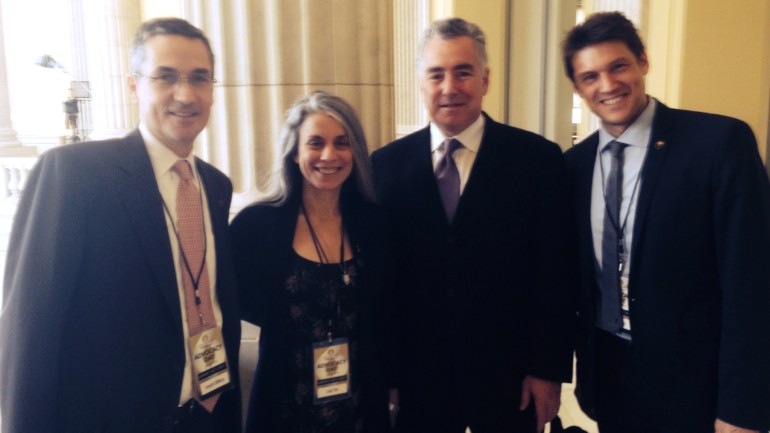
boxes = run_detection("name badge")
[189,327,232,400]
[312,338,352,404]
[620,276,631,331]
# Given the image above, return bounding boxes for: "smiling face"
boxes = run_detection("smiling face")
[419,36,489,137]
[128,34,213,157]
[294,112,354,196]
[571,41,649,137]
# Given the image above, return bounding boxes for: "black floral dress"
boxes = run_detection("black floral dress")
[277,251,362,433]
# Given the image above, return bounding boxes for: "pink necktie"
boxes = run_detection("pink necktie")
[173,160,219,412]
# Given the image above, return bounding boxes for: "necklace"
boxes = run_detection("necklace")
[299,202,350,285]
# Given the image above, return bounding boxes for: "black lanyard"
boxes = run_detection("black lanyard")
[161,172,208,317]
[598,144,647,272]
[299,202,351,341]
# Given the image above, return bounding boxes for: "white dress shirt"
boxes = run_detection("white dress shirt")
[430,114,485,194]
[139,123,223,405]
[590,98,656,333]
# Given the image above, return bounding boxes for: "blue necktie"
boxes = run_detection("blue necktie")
[598,141,627,334]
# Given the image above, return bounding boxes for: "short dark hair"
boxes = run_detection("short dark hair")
[561,12,645,83]
[130,18,214,74]
[418,17,488,70]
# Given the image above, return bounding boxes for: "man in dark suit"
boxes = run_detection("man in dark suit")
[0,18,240,433]
[562,12,770,433]
[371,18,576,433]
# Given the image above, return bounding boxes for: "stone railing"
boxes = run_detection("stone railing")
[0,156,37,208]
[0,153,38,308]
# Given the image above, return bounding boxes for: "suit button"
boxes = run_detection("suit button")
[630,298,636,303]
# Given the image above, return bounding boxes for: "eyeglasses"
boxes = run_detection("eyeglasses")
[133,72,216,89]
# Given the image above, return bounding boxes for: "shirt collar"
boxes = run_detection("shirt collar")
[599,97,656,152]
[430,114,485,153]
[139,123,198,180]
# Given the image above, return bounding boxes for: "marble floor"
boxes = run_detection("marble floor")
[550,373,598,433]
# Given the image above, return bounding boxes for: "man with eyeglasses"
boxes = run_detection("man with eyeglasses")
[0,18,241,433]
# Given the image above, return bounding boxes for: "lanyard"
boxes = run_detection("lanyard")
[299,202,349,285]
[299,202,356,342]
[161,173,209,324]
[598,144,646,272]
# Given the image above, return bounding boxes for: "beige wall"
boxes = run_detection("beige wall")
[681,0,770,162]
[647,0,770,162]
[139,0,181,19]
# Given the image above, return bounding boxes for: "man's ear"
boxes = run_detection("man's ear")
[127,74,138,103]
[481,67,490,95]
[572,80,584,99]
[638,52,649,75]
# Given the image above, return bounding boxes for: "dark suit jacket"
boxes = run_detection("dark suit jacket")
[371,114,577,428]
[230,193,392,433]
[0,130,241,433]
[564,101,770,431]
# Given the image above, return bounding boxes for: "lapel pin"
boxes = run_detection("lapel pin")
[654,140,666,149]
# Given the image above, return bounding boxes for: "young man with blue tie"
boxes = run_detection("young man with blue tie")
[563,12,770,433]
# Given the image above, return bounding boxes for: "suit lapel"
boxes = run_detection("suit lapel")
[451,115,504,227]
[115,130,183,333]
[454,120,492,225]
[630,102,673,262]
[196,160,232,310]
[410,127,450,227]
[574,134,600,264]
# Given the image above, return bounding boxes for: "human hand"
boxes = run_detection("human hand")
[389,388,399,429]
[714,418,760,433]
[519,375,561,433]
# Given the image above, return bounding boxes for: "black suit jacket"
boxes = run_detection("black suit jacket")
[230,194,392,433]
[371,114,577,428]
[564,102,770,430]
[0,130,241,433]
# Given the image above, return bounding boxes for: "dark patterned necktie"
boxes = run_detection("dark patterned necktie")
[598,141,627,334]
[436,138,462,222]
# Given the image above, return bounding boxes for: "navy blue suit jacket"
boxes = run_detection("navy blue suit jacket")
[564,102,770,430]
[371,114,577,429]
[0,130,241,433]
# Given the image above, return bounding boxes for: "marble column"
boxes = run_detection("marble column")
[69,0,141,140]
[0,1,20,148]
[181,0,395,209]
[393,0,429,138]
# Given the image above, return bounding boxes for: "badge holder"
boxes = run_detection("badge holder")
[189,327,233,400]
[312,337,352,404]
